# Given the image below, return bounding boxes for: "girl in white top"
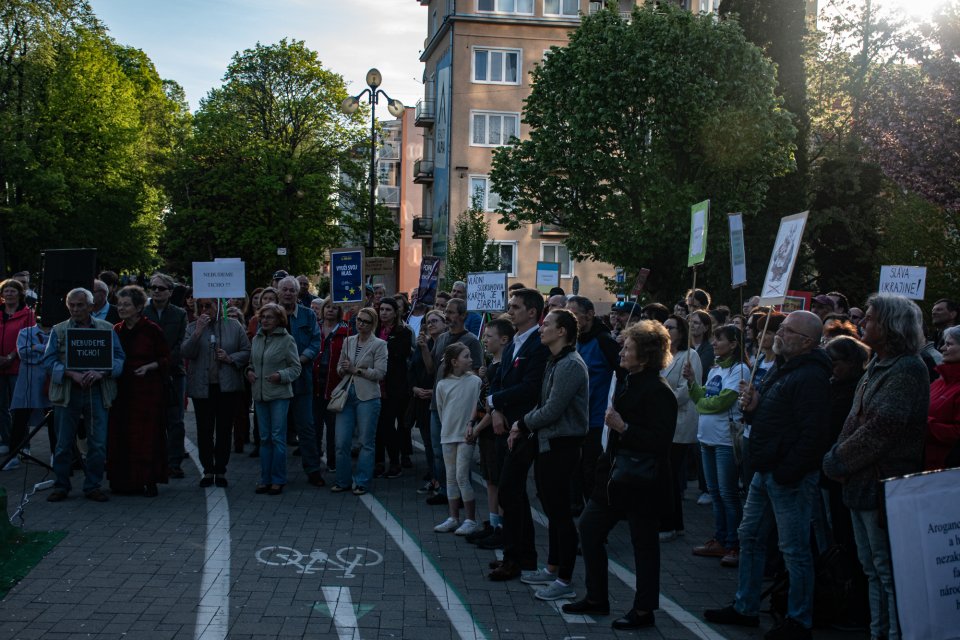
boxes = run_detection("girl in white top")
[433,342,483,535]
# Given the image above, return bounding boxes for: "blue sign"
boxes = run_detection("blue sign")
[417,256,441,307]
[330,249,364,304]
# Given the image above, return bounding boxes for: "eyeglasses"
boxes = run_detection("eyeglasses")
[150,286,169,292]
[356,317,372,325]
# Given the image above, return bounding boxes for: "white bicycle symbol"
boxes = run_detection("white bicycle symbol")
[255,545,383,578]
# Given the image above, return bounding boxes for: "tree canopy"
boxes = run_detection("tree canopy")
[489,3,796,298]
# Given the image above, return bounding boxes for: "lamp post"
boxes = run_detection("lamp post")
[340,68,405,256]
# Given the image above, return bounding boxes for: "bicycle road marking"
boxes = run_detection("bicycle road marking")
[322,585,364,640]
[185,437,230,640]
[358,493,489,640]
[255,544,383,577]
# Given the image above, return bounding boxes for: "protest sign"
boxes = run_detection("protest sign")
[417,256,441,307]
[536,262,561,294]
[759,211,808,306]
[65,328,113,371]
[879,265,926,300]
[192,261,246,299]
[884,467,960,640]
[631,268,651,296]
[466,271,508,312]
[728,212,747,288]
[688,200,710,267]
[330,248,364,304]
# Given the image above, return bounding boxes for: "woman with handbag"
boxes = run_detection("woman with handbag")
[330,306,387,496]
[563,320,677,630]
[246,303,301,495]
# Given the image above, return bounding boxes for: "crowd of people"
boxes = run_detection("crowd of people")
[2,268,960,639]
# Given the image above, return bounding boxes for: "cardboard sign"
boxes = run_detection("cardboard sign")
[466,271,508,312]
[192,261,247,299]
[65,328,113,371]
[631,268,651,296]
[330,248,364,304]
[728,212,747,288]
[759,211,808,306]
[879,265,926,300]
[364,257,395,276]
[884,468,960,639]
[687,200,710,267]
[417,256,441,307]
[536,262,561,294]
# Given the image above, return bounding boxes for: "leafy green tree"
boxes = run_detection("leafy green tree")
[489,4,795,299]
[444,193,501,286]
[164,39,368,285]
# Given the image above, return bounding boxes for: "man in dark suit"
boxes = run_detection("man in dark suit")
[486,288,550,581]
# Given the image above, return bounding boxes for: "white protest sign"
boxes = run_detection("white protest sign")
[885,468,960,640]
[466,271,508,312]
[192,261,247,298]
[878,265,926,300]
[759,211,808,306]
[728,212,747,288]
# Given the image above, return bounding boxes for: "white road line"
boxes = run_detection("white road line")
[322,586,363,640]
[185,437,231,640]
[358,493,489,640]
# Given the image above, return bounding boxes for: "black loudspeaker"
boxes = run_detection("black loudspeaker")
[39,248,97,326]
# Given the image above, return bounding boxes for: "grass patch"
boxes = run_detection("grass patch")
[0,488,66,599]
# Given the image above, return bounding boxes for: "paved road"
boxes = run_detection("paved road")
[1,410,866,640]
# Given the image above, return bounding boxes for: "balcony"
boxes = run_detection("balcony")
[415,98,435,127]
[538,222,568,235]
[413,159,434,184]
[412,216,433,239]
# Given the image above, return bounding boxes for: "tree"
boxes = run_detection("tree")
[444,193,501,286]
[489,4,795,299]
[164,40,369,285]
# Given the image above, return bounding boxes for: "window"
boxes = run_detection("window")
[477,0,534,14]
[469,175,501,211]
[473,48,520,84]
[541,242,574,277]
[488,241,517,276]
[471,111,520,146]
[544,0,579,17]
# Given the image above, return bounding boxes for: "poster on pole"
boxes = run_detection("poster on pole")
[728,212,747,288]
[417,256,441,307]
[192,261,247,299]
[535,262,561,294]
[758,211,808,306]
[330,248,364,304]
[878,265,927,300]
[631,268,651,297]
[884,467,960,640]
[466,271,508,312]
[687,200,710,267]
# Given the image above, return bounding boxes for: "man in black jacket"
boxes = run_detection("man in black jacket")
[705,311,831,640]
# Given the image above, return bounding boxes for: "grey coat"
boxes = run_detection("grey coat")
[182,317,251,398]
[520,347,589,453]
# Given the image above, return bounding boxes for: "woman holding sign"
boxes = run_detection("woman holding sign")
[108,285,170,497]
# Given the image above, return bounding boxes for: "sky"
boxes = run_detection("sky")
[88,0,427,115]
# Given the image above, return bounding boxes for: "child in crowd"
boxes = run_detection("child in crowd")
[434,342,482,535]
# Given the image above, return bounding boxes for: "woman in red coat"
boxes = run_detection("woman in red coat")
[108,285,170,496]
[926,325,960,470]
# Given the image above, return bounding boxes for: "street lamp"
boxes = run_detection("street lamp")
[340,68,405,256]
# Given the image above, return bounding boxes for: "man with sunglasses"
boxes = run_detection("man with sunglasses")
[144,273,188,478]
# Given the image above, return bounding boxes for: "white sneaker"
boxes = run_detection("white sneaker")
[521,567,557,585]
[2,457,20,471]
[434,517,459,533]
[454,519,480,536]
[697,492,713,505]
[535,580,576,601]
[658,531,677,543]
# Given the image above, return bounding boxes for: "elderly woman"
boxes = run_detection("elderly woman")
[246,303,301,495]
[312,297,350,472]
[926,324,960,470]
[823,294,929,640]
[331,306,387,496]
[182,298,251,488]
[107,285,170,496]
[1,278,36,456]
[564,320,677,630]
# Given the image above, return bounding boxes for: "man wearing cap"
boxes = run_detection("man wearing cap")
[810,295,835,321]
[272,270,289,290]
[610,301,640,341]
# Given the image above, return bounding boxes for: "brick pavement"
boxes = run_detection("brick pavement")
[0,410,868,640]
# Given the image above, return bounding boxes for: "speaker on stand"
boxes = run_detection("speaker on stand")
[38,248,97,326]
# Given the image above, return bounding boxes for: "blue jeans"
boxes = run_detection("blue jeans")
[700,443,742,548]
[334,386,380,489]
[255,398,290,486]
[851,508,900,640]
[430,408,446,493]
[291,391,322,474]
[53,386,108,494]
[734,471,818,628]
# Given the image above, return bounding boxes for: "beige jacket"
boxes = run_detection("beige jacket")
[337,334,387,401]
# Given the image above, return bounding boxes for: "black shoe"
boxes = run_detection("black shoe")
[703,605,760,628]
[562,599,610,616]
[426,492,448,506]
[168,466,185,479]
[384,466,402,479]
[214,476,228,488]
[612,610,655,630]
[373,463,386,479]
[267,485,283,496]
[199,475,214,488]
[47,490,68,502]
[255,485,269,494]
[487,560,521,582]
[400,455,412,469]
[764,617,812,640]
[85,489,109,502]
[465,521,494,544]
[477,528,504,550]
[308,471,326,487]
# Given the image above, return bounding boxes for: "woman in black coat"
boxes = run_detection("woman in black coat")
[374,297,414,478]
[563,320,678,630]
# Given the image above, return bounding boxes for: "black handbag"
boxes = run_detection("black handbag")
[609,450,658,490]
